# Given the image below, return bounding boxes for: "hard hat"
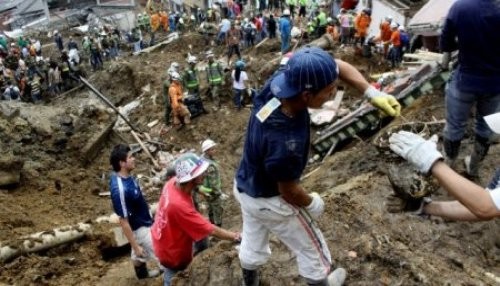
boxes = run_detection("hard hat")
[187,56,197,64]
[326,17,333,23]
[206,51,214,58]
[201,139,217,153]
[485,112,500,134]
[385,15,393,21]
[171,72,181,81]
[244,17,249,22]
[283,9,290,16]
[390,22,398,29]
[174,153,209,183]
[307,21,313,26]
[54,30,58,34]
[398,25,405,31]
[171,62,179,69]
[235,60,245,69]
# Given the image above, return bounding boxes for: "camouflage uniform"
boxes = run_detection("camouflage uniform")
[199,154,223,226]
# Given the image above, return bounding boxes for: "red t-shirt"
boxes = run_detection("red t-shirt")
[151,178,214,269]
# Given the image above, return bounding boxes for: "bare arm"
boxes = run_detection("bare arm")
[424,201,482,221]
[278,180,312,207]
[119,218,141,252]
[335,59,370,93]
[211,226,240,241]
[430,161,500,220]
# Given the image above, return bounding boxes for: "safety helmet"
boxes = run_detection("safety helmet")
[171,72,181,81]
[385,15,393,21]
[326,17,333,23]
[307,21,313,26]
[283,9,290,16]
[206,51,214,58]
[174,153,210,183]
[398,25,405,31]
[201,139,217,153]
[171,62,179,69]
[390,22,398,29]
[187,55,197,64]
[235,60,245,69]
[54,30,58,34]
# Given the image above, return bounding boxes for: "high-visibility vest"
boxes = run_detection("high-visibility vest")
[299,0,307,6]
[207,63,223,85]
[317,11,327,27]
[184,69,199,89]
[286,0,296,5]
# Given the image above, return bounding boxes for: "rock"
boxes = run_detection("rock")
[0,153,24,187]
[0,104,20,119]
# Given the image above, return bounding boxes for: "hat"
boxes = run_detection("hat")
[485,112,500,134]
[398,25,405,31]
[201,139,217,153]
[283,9,290,16]
[390,22,398,29]
[235,60,246,68]
[271,46,339,99]
[171,72,181,81]
[187,55,197,63]
[175,153,209,183]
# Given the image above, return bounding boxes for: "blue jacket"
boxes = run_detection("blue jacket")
[279,17,292,37]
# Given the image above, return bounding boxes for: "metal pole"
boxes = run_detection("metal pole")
[79,76,141,132]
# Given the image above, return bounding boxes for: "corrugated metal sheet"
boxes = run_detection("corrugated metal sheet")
[408,0,456,36]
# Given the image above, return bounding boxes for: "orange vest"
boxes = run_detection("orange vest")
[390,30,401,46]
[380,21,392,41]
[355,14,371,37]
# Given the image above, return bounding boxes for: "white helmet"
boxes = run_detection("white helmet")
[171,72,181,81]
[283,9,290,16]
[385,15,393,22]
[398,25,405,31]
[187,56,197,64]
[390,22,398,29]
[201,139,217,153]
[171,62,179,69]
[175,153,210,183]
[244,17,249,23]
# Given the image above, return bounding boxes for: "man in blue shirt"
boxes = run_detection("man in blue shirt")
[440,0,500,178]
[234,46,401,286]
[109,144,160,279]
[279,9,292,54]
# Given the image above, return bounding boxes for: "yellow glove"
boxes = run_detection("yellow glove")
[364,86,401,117]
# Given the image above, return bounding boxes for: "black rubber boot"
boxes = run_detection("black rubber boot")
[242,268,259,286]
[134,263,149,279]
[443,138,461,168]
[465,135,490,177]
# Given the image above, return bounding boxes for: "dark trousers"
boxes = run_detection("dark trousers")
[227,44,241,62]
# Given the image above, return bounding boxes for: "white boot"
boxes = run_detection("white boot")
[327,268,347,286]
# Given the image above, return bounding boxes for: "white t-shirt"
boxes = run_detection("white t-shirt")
[490,188,500,210]
[232,70,248,90]
[487,169,500,210]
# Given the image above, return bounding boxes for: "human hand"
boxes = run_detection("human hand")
[364,86,401,117]
[438,52,451,71]
[233,232,242,243]
[134,245,146,258]
[306,192,325,218]
[386,194,431,215]
[389,131,443,174]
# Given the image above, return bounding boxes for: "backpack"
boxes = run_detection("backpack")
[244,24,255,36]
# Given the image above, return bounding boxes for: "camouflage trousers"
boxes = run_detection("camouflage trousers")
[208,197,223,227]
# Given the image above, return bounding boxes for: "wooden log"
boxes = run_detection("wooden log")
[131,130,160,169]
[80,119,117,166]
[133,32,179,55]
[0,223,91,263]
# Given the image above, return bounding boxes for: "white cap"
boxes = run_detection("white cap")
[171,62,179,69]
[201,139,217,153]
[390,22,398,29]
[386,15,393,21]
[398,25,405,31]
[485,112,500,134]
[283,9,290,16]
[187,55,197,63]
[175,153,210,183]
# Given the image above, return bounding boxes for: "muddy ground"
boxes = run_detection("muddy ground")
[1,30,499,286]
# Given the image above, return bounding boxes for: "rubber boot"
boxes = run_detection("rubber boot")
[443,138,461,169]
[327,268,347,286]
[134,263,161,279]
[464,135,490,178]
[242,268,259,286]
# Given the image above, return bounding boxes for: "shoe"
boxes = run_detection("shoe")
[327,268,347,286]
[147,268,161,278]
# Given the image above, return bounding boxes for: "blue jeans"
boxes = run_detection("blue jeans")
[233,88,244,108]
[444,74,500,141]
[162,267,179,286]
[281,33,290,53]
[217,31,227,45]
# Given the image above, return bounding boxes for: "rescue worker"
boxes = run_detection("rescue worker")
[169,72,191,128]
[354,8,371,45]
[183,56,200,95]
[205,52,224,110]
[386,22,401,68]
[151,153,241,286]
[199,139,224,227]
[162,62,180,125]
[315,7,328,38]
[226,21,242,65]
[279,9,292,54]
[234,46,400,286]
[378,15,392,57]
[398,25,410,58]
[326,17,340,42]
[439,0,500,178]
[338,9,350,45]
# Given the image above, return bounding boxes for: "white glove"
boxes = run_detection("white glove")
[306,192,324,218]
[389,131,443,174]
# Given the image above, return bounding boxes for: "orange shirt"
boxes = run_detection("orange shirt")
[168,82,183,109]
[380,21,392,41]
[326,25,339,41]
[390,30,401,47]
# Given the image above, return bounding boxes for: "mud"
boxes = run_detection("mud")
[1,28,499,286]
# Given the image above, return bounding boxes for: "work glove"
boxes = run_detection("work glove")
[389,131,443,175]
[386,194,432,215]
[364,86,401,117]
[439,52,451,71]
[306,192,324,218]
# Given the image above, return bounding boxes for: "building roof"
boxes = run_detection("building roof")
[16,0,45,15]
[408,0,457,36]
[0,0,21,13]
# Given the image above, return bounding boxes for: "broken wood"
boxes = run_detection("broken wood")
[133,32,179,55]
[131,130,160,169]
[255,37,269,48]
[0,223,91,263]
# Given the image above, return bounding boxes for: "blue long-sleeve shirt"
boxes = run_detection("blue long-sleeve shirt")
[440,0,500,93]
